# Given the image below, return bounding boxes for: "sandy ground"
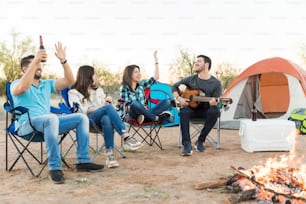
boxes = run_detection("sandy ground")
[1,119,305,204]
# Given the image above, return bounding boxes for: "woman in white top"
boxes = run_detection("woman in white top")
[68,65,142,168]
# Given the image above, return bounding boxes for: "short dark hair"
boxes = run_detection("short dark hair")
[20,55,35,69]
[197,55,211,70]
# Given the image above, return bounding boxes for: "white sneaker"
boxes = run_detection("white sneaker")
[137,115,145,124]
[122,136,143,151]
[106,153,119,168]
[157,111,173,123]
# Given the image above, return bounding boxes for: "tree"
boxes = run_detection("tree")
[0,31,35,95]
[213,62,240,91]
[168,49,195,84]
[93,64,121,99]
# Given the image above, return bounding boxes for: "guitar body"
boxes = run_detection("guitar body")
[181,88,203,109]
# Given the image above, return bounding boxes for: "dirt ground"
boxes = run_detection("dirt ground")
[1,120,305,204]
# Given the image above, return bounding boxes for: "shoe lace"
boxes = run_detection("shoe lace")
[127,136,137,144]
[108,154,116,162]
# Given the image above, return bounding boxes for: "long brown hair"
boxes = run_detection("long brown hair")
[121,64,139,91]
[71,65,97,102]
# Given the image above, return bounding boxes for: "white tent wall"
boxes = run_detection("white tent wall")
[286,74,306,118]
[220,78,247,129]
[220,74,306,129]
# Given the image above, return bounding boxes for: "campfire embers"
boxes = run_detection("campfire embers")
[194,153,306,204]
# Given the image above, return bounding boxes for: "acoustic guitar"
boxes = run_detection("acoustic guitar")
[179,88,233,109]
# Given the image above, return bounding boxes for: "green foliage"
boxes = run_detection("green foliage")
[0,31,35,96]
[213,63,240,90]
[168,49,195,84]
[93,64,121,96]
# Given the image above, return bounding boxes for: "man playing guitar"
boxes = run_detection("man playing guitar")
[172,55,222,156]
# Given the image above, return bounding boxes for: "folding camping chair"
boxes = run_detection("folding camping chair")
[60,88,126,158]
[4,82,70,177]
[118,82,179,150]
[177,100,231,149]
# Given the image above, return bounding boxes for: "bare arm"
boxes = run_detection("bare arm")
[12,50,47,95]
[153,50,159,80]
[54,42,75,91]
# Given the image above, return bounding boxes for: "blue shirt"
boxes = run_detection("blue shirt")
[11,79,55,128]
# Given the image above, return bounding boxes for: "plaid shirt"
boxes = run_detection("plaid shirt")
[119,77,156,114]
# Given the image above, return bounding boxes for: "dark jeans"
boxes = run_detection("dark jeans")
[129,100,170,121]
[180,105,220,145]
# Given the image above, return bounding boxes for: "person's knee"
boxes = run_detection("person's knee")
[208,107,220,118]
[47,114,59,126]
[75,113,89,126]
[179,106,191,115]
[164,99,170,106]
[101,115,111,125]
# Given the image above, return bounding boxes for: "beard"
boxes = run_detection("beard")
[34,69,42,80]
[34,73,41,80]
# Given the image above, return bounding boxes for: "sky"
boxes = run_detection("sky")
[1,0,306,82]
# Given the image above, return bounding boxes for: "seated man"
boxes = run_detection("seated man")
[171,55,222,156]
[11,42,103,184]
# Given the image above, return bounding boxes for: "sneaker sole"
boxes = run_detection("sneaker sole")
[181,151,193,156]
[194,145,205,152]
[122,143,143,151]
[76,168,104,172]
[107,163,120,168]
[48,176,65,184]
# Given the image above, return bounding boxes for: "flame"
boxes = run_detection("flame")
[239,134,306,202]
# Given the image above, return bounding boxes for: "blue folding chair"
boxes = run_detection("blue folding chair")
[4,82,70,177]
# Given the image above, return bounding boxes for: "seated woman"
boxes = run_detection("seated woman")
[68,65,142,168]
[119,50,172,124]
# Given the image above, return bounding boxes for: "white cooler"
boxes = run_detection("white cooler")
[239,119,296,152]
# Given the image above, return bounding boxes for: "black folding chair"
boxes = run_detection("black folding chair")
[61,88,126,158]
[4,82,70,177]
[177,101,231,149]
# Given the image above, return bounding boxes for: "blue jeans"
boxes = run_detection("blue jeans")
[88,104,126,152]
[180,106,220,145]
[17,113,92,170]
[129,99,170,121]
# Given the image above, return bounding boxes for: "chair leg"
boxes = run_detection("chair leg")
[179,117,221,150]
[7,133,47,177]
[128,125,163,150]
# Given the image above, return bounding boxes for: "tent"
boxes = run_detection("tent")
[220,57,306,129]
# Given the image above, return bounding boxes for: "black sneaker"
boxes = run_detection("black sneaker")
[76,163,104,172]
[181,142,192,156]
[195,140,205,152]
[157,111,172,124]
[49,170,65,184]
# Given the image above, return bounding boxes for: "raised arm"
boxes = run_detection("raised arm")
[54,42,75,91]
[153,50,159,80]
[12,50,47,95]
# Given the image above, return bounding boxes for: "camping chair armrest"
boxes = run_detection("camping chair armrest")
[50,102,79,114]
[9,106,29,116]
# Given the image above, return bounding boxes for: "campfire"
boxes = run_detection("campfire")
[194,150,306,204]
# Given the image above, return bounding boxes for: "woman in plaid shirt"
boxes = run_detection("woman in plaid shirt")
[119,50,172,124]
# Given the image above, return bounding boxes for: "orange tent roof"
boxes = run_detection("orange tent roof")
[224,57,306,96]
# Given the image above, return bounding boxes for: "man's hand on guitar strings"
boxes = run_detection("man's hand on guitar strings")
[177,96,190,107]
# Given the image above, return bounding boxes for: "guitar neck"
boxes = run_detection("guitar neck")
[189,95,233,104]
[189,95,213,102]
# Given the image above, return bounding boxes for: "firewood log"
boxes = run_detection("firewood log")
[193,175,238,190]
